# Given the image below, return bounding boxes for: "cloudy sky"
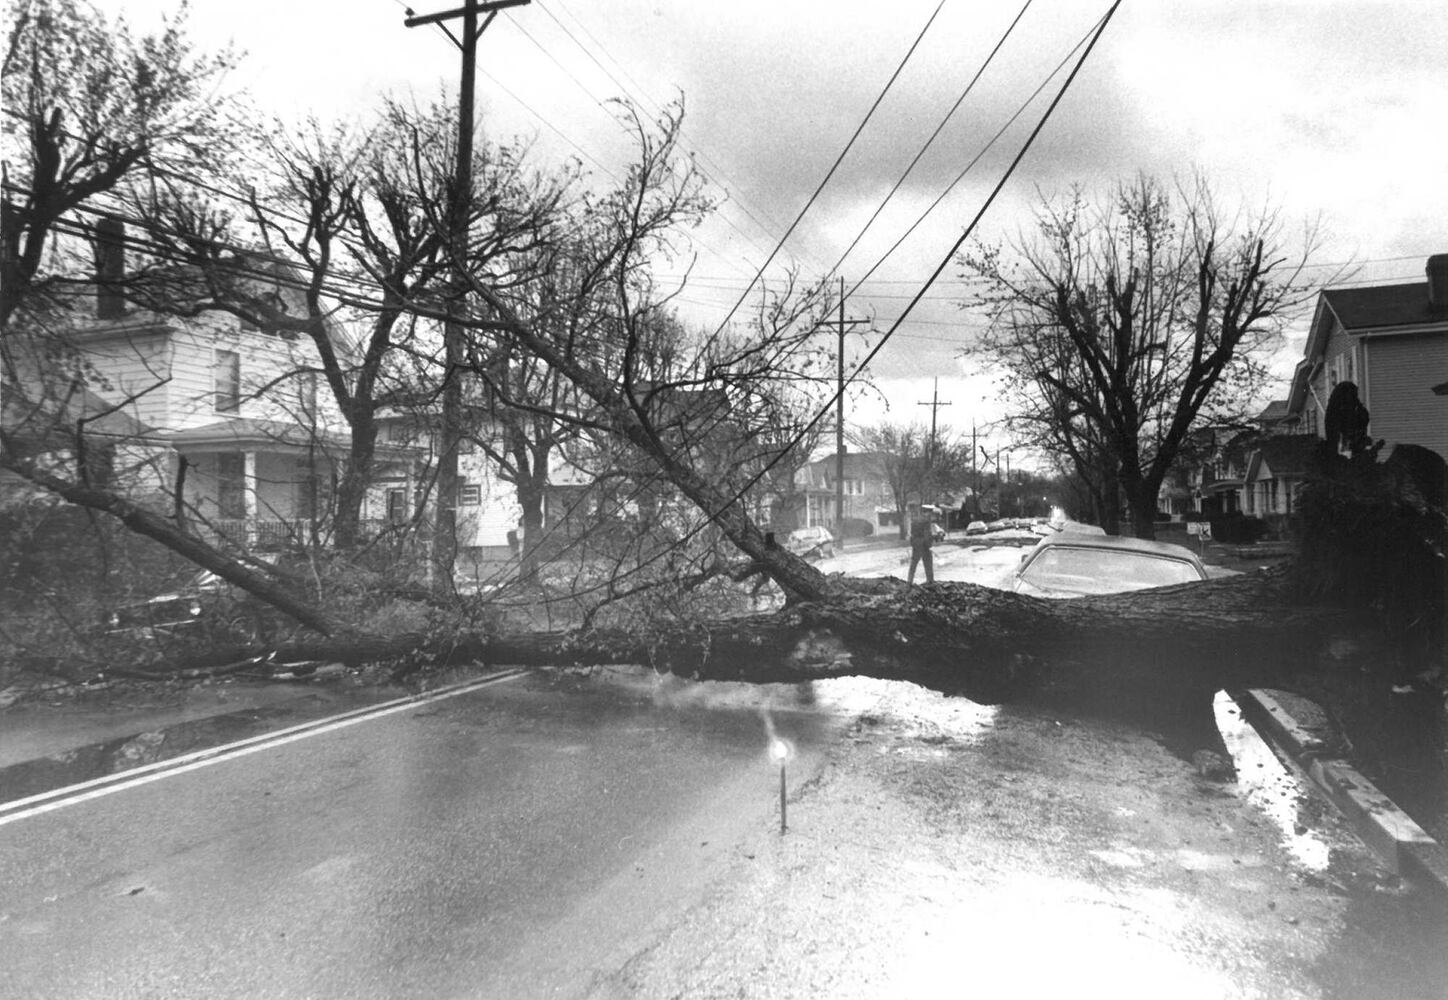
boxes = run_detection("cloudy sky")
[114,0,1448,456]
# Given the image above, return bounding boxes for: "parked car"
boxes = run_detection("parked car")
[785,525,835,559]
[1006,533,1208,598]
[105,570,226,635]
[104,555,286,641]
[965,520,988,536]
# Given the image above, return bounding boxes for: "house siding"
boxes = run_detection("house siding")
[1364,332,1448,458]
[71,328,174,429]
[168,321,328,430]
[1307,318,1359,425]
[452,452,519,548]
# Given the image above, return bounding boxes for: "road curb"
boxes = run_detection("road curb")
[1236,687,1448,898]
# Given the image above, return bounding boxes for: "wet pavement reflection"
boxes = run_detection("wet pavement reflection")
[1214,690,1334,872]
[0,688,408,807]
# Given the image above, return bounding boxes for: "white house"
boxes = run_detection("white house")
[2,254,416,551]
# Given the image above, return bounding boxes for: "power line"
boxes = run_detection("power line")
[684,7,1090,413]
[706,0,948,342]
[703,0,1125,536]
[393,0,773,281]
[502,3,805,277]
[538,0,820,272]
[841,10,1102,308]
[558,0,1127,594]
[826,0,1034,281]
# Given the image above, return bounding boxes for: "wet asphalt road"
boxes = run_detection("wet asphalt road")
[2,667,1446,998]
[0,670,843,999]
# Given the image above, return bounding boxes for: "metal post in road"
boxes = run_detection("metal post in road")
[771,738,790,834]
[404,0,531,582]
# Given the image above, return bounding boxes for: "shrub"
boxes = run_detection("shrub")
[837,517,874,539]
[1208,513,1268,544]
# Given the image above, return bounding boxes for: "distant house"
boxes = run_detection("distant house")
[1,237,416,551]
[1169,426,1248,520]
[1171,254,1448,532]
[1242,434,1318,529]
[796,451,894,532]
[1285,255,1448,458]
[371,407,521,571]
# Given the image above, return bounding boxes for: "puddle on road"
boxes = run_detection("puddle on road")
[0,701,319,806]
[1213,690,1332,872]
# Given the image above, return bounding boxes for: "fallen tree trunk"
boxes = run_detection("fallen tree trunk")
[0,451,350,636]
[251,569,1366,705]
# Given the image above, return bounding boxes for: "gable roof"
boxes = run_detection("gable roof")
[802,450,890,486]
[1,384,159,453]
[1246,434,1319,482]
[1256,400,1290,423]
[1321,282,1448,332]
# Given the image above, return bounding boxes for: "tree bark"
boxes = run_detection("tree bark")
[257,570,1359,707]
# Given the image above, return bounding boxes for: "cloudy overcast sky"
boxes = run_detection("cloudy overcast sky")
[113,0,1448,452]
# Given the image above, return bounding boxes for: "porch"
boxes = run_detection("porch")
[169,418,418,551]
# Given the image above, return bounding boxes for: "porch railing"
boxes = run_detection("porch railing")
[211,517,411,550]
[212,518,324,550]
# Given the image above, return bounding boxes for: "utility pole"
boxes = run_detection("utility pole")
[405,0,530,584]
[971,419,978,516]
[917,377,951,503]
[833,276,867,531]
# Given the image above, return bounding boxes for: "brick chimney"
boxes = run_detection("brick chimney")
[1427,253,1448,313]
[93,216,126,319]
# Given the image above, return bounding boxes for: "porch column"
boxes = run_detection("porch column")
[243,450,259,547]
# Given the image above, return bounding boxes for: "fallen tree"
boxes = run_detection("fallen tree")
[168,567,1354,703]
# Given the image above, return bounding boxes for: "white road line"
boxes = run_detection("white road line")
[0,668,529,829]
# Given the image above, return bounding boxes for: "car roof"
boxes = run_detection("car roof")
[1028,532,1206,567]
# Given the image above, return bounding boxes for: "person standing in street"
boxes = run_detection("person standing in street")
[907,504,935,585]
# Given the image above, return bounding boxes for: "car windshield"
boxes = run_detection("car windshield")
[1020,545,1202,595]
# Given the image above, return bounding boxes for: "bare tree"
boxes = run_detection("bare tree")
[437,100,840,601]
[960,174,1329,538]
[0,0,241,327]
[849,422,928,538]
[125,98,575,557]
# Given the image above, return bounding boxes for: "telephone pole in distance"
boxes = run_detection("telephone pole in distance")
[917,377,951,503]
[833,276,868,531]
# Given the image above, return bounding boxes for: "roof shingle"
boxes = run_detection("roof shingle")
[1323,282,1448,331]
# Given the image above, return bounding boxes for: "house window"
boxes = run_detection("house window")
[214,350,241,413]
[458,483,481,506]
[217,453,246,518]
[296,457,331,520]
[387,488,408,524]
[1327,349,1357,388]
[843,478,863,496]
